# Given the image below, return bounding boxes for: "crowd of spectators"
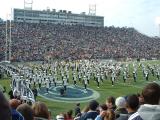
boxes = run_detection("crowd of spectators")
[0,22,6,60]
[0,82,160,120]
[0,22,160,62]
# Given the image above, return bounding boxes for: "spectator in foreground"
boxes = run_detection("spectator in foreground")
[95,104,108,120]
[106,96,116,111]
[17,103,34,120]
[104,109,115,120]
[0,91,12,120]
[32,101,50,120]
[65,109,74,120]
[136,93,144,105]
[117,94,142,120]
[95,104,115,120]
[79,100,99,120]
[137,83,160,120]
[9,99,24,120]
[74,103,81,117]
[56,113,64,120]
[114,96,127,119]
[74,105,89,120]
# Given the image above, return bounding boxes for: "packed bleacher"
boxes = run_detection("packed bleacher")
[0,22,160,61]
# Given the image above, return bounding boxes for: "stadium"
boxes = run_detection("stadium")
[0,0,160,120]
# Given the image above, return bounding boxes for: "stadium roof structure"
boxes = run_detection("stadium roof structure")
[13,8,104,27]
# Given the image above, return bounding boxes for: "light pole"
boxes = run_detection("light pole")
[5,12,12,63]
[9,13,12,62]
[5,15,8,62]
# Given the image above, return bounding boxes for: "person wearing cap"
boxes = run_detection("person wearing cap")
[114,96,128,119]
[116,94,142,120]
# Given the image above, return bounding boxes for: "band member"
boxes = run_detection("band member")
[105,69,108,80]
[101,72,104,82]
[26,78,31,89]
[73,72,77,86]
[96,73,100,88]
[33,74,36,87]
[87,71,90,84]
[83,75,88,91]
[63,76,67,91]
[78,72,81,82]
[46,79,50,93]
[123,71,127,83]
[156,69,159,80]
[111,71,115,86]
[133,70,137,82]
[145,71,149,81]
[38,75,42,89]
[66,70,69,83]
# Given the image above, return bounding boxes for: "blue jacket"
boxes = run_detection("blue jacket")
[11,109,24,120]
[95,115,103,120]
[80,111,99,120]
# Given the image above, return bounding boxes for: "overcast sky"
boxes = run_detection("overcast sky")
[1,0,160,37]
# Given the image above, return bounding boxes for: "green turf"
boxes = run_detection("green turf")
[0,60,159,119]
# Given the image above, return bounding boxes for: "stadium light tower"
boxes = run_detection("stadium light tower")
[5,15,8,62]
[24,0,33,10]
[24,0,33,21]
[5,13,12,63]
[89,4,96,16]
[155,16,160,37]
[9,11,12,62]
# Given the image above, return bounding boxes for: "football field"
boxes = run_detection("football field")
[0,60,160,118]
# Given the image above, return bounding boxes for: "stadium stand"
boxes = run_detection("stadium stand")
[0,22,160,62]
